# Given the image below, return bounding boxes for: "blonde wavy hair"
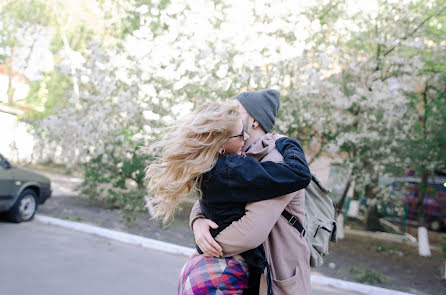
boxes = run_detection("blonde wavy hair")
[145,102,241,223]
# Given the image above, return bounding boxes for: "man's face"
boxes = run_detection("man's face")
[235,100,251,133]
[234,100,258,151]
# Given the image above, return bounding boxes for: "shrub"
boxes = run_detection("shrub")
[77,140,153,224]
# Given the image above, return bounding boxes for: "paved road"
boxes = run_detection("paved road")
[0,220,360,295]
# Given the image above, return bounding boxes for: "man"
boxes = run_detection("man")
[189,89,311,295]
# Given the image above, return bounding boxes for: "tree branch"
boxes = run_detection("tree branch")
[375,23,381,72]
[383,5,446,57]
[319,0,340,22]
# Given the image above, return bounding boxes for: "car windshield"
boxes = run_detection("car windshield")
[0,154,9,168]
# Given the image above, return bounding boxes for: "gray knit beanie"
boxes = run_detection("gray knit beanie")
[235,89,280,133]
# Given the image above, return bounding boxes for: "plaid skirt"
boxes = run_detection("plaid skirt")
[178,255,249,295]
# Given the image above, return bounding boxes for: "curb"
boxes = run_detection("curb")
[311,275,414,295]
[34,215,195,257]
[35,214,415,295]
[344,228,441,253]
[345,228,417,244]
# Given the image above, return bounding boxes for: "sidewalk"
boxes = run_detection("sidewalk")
[34,215,415,295]
[1,218,362,295]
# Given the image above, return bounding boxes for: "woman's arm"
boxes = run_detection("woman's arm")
[190,200,224,257]
[205,137,311,203]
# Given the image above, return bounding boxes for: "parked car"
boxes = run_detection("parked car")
[0,154,51,222]
[389,175,446,232]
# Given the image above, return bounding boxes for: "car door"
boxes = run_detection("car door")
[0,156,15,200]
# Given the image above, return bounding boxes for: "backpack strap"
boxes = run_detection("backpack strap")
[281,210,306,237]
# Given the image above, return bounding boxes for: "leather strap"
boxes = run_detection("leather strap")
[281,210,306,237]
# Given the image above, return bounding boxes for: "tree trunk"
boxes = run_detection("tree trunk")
[416,170,428,228]
[443,260,446,280]
[418,226,432,257]
[366,200,382,231]
[417,170,431,256]
[337,176,352,211]
[365,176,382,231]
[6,50,15,105]
[336,214,344,240]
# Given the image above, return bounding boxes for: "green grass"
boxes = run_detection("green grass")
[374,244,409,257]
[349,266,389,285]
[63,216,85,222]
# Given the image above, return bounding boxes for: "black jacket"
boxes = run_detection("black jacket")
[199,137,311,237]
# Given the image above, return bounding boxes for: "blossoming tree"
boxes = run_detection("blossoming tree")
[2,0,444,239]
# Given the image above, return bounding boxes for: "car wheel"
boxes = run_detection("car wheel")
[7,189,38,223]
[428,219,443,232]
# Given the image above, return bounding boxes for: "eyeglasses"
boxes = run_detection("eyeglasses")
[229,121,245,139]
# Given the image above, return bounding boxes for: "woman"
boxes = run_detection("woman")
[146,102,310,294]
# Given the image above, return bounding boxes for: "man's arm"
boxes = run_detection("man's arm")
[190,192,295,257]
[215,193,295,256]
[189,200,205,229]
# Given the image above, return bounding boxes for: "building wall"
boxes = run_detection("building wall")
[0,111,36,162]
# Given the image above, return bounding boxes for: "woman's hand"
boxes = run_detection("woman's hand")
[192,218,223,257]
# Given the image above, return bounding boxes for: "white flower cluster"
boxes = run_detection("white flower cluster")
[15,0,443,182]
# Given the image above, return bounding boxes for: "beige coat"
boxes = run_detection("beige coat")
[190,133,311,295]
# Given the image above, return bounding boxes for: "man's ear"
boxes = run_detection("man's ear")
[251,120,259,129]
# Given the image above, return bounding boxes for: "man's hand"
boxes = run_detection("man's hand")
[192,218,223,257]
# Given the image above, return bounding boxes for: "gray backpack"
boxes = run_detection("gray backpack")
[282,173,337,267]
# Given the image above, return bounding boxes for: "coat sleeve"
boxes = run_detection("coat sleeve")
[189,200,205,230]
[212,137,310,203]
[214,193,295,256]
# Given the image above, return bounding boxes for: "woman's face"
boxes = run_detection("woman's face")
[222,119,249,155]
